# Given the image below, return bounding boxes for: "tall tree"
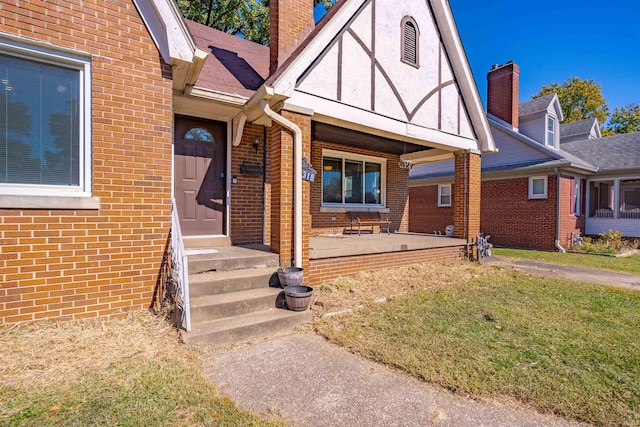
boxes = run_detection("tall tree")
[533,77,609,127]
[606,103,640,135]
[177,0,336,45]
[177,0,270,44]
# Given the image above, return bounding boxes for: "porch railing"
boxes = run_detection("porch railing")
[171,198,191,331]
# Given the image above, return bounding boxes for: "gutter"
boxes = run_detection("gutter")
[261,100,303,268]
[554,168,566,253]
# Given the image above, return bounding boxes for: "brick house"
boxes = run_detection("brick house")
[409,61,640,250]
[1,0,495,325]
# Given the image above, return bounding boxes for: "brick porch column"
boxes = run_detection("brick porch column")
[453,150,481,242]
[267,109,311,269]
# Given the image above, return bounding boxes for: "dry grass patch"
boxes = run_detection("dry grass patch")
[1,311,286,426]
[311,259,488,315]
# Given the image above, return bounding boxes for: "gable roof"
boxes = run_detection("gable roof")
[519,93,563,121]
[560,117,597,137]
[559,117,601,142]
[185,20,269,98]
[561,132,640,173]
[252,0,494,155]
[410,114,597,181]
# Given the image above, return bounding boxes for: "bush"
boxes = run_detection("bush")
[575,230,637,255]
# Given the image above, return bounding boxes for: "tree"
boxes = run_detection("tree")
[177,0,336,45]
[177,0,270,44]
[533,77,609,127]
[606,103,640,134]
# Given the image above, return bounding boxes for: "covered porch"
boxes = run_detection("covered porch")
[307,233,467,285]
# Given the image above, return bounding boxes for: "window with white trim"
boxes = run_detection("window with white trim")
[546,116,555,148]
[0,38,91,198]
[322,150,386,207]
[401,17,419,67]
[529,176,547,199]
[438,184,451,207]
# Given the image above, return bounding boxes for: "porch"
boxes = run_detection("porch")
[307,233,467,285]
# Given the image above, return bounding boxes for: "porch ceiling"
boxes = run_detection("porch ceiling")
[313,122,429,155]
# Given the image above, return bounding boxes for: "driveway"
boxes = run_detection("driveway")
[488,256,640,290]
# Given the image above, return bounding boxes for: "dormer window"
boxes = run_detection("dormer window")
[401,17,419,67]
[546,116,555,147]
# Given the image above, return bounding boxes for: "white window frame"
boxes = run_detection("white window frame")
[0,36,94,208]
[437,184,451,207]
[321,149,387,209]
[529,176,548,199]
[546,116,556,148]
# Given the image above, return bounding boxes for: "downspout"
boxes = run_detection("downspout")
[463,152,468,241]
[261,100,303,268]
[554,168,566,253]
[262,126,267,244]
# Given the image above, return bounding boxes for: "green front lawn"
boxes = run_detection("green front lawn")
[492,247,640,276]
[314,264,640,426]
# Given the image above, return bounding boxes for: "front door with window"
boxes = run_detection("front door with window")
[174,116,226,237]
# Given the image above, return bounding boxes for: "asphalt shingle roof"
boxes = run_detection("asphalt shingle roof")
[185,20,269,98]
[561,132,640,172]
[519,94,555,117]
[560,118,597,138]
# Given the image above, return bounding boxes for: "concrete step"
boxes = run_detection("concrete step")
[183,236,231,249]
[190,287,282,324]
[183,308,312,348]
[188,246,279,274]
[189,268,278,298]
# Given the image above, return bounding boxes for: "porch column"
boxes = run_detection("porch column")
[453,149,481,242]
[268,109,311,269]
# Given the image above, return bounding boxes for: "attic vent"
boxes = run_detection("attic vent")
[401,17,419,67]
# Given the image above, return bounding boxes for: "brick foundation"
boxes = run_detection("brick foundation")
[308,246,463,286]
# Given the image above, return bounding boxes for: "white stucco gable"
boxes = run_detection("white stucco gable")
[264,0,494,159]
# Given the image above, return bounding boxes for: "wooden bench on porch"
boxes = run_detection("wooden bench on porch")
[347,211,391,235]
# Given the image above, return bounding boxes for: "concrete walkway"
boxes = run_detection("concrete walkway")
[488,256,640,290]
[204,333,582,426]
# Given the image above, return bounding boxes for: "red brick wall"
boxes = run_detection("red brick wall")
[230,124,266,245]
[487,62,520,128]
[453,151,481,241]
[481,176,558,250]
[408,185,453,234]
[410,175,578,251]
[0,1,173,323]
[310,141,409,235]
[558,176,585,248]
[267,111,311,268]
[270,0,314,73]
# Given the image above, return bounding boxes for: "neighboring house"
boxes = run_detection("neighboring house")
[0,0,494,324]
[410,61,640,250]
[562,133,640,237]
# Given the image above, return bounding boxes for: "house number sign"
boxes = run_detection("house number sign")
[302,157,316,183]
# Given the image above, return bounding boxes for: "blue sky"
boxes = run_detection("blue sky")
[448,0,640,112]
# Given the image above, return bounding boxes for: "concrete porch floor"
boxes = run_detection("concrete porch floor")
[310,232,467,259]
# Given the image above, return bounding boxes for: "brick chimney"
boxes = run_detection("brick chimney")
[270,0,315,74]
[487,61,520,128]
